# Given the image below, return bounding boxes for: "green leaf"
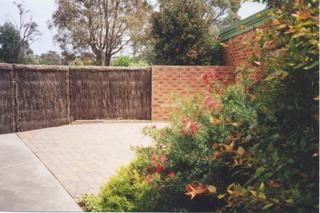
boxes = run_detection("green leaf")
[259,182,265,190]
[262,203,274,209]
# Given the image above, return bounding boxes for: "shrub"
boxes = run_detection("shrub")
[150,0,223,65]
[82,1,318,212]
[112,56,132,67]
[81,162,148,211]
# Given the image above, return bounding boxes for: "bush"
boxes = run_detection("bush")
[82,1,318,212]
[81,162,148,211]
[112,56,132,67]
[150,0,222,65]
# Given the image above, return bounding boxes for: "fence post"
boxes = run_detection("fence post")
[66,66,71,124]
[11,64,17,132]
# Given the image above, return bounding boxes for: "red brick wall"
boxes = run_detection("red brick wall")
[222,29,258,67]
[151,66,235,121]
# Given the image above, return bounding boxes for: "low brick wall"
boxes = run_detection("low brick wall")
[151,66,235,121]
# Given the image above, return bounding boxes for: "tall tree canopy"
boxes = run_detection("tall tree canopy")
[157,0,240,29]
[52,0,151,66]
[150,0,240,65]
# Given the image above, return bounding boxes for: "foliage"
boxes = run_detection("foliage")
[112,56,149,67]
[150,0,225,65]
[112,56,131,67]
[0,2,40,64]
[156,0,240,28]
[82,0,318,212]
[38,51,62,65]
[70,58,96,66]
[128,58,149,67]
[0,23,23,63]
[51,0,151,66]
[80,162,148,212]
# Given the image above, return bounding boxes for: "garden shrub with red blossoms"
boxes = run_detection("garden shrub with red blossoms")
[81,1,318,211]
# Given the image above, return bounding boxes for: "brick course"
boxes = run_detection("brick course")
[222,29,258,67]
[151,66,235,121]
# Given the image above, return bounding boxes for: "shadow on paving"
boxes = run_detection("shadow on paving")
[0,134,81,211]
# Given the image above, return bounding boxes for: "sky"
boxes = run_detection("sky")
[0,0,266,55]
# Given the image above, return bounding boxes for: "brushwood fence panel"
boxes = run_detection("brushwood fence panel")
[14,65,70,131]
[0,64,14,134]
[0,64,235,134]
[70,67,151,120]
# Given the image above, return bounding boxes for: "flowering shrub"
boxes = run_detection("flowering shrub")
[81,1,318,212]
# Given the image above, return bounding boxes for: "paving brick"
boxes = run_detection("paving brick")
[18,122,166,199]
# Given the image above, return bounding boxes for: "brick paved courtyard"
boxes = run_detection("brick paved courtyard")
[18,121,165,199]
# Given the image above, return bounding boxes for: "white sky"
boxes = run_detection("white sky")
[0,0,266,55]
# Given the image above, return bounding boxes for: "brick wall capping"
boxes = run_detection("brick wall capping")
[70,65,151,72]
[152,65,235,69]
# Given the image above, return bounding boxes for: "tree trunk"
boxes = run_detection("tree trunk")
[96,52,103,66]
[105,54,111,66]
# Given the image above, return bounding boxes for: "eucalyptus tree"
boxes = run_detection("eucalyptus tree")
[52,0,151,65]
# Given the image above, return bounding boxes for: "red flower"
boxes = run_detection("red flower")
[152,161,159,167]
[202,94,222,110]
[159,154,167,163]
[168,171,176,177]
[146,166,153,171]
[213,151,222,159]
[186,50,197,58]
[155,165,165,173]
[181,117,200,136]
[200,70,217,84]
[151,154,158,161]
[175,47,180,53]
[211,143,219,149]
[146,175,153,184]
[249,70,262,83]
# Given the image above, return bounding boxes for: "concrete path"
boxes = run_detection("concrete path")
[18,122,165,199]
[0,134,81,211]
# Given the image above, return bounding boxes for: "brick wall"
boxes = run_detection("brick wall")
[151,66,235,121]
[222,29,258,67]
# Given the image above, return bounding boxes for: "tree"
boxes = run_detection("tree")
[38,51,62,65]
[150,0,236,65]
[157,0,240,29]
[14,1,41,55]
[51,0,151,66]
[0,23,23,63]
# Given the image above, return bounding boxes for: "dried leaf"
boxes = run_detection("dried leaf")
[208,185,217,194]
[271,19,281,25]
[210,117,223,125]
[268,180,281,188]
[217,194,226,199]
[237,146,245,156]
